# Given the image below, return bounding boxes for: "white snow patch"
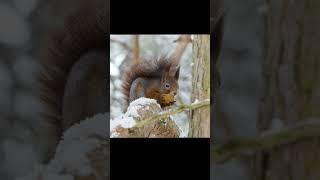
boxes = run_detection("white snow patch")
[110,62,119,76]
[172,112,189,137]
[193,99,199,104]
[46,113,107,176]
[62,113,107,140]
[110,97,159,137]
[15,113,108,180]
[125,97,158,118]
[110,116,136,130]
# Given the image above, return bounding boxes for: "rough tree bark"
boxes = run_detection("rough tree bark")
[255,0,320,179]
[111,98,180,138]
[189,35,210,137]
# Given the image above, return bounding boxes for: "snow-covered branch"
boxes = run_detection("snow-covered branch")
[135,98,210,128]
[110,98,180,138]
[110,98,209,138]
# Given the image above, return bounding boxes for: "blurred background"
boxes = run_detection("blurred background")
[212,0,320,179]
[211,0,265,179]
[0,0,81,179]
[110,35,193,137]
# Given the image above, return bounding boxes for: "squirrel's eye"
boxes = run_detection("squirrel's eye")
[165,83,170,89]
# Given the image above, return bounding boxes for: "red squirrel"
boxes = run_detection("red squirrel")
[38,0,108,162]
[121,56,180,109]
[121,35,191,110]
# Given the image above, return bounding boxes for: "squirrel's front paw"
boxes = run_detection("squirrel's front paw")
[160,94,176,106]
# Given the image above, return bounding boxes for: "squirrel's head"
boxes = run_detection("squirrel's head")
[160,65,180,97]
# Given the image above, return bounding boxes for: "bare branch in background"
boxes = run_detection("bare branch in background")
[169,35,192,76]
[212,118,320,163]
[132,35,140,64]
[110,38,131,51]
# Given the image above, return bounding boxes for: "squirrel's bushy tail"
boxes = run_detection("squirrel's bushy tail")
[37,0,108,161]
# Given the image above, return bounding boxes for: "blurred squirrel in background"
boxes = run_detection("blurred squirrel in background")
[38,0,108,162]
[121,35,192,111]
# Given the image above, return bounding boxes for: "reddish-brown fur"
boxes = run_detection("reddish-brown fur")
[121,56,178,109]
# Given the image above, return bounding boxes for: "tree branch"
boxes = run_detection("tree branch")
[212,118,320,163]
[111,98,210,138]
[134,99,210,128]
[132,35,140,63]
[169,35,192,76]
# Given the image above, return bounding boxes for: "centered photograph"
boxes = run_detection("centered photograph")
[110,35,210,138]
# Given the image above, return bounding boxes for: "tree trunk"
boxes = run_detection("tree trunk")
[189,35,210,137]
[256,0,320,179]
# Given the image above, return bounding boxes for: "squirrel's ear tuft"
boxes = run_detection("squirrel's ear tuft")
[174,66,180,80]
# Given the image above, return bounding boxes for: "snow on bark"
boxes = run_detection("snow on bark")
[110,97,179,138]
[16,113,108,180]
[110,97,159,137]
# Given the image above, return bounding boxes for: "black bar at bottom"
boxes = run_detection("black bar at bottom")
[110,138,210,180]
